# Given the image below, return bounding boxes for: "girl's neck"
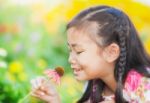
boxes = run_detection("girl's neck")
[101,73,117,93]
[103,85,114,96]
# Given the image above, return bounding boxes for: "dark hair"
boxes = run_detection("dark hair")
[67,5,150,103]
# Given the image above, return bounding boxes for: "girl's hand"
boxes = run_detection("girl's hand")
[30,76,61,103]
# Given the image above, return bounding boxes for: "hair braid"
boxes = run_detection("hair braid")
[118,32,126,80]
[115,15,129,103]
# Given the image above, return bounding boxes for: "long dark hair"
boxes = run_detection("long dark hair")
[67,5,150,103]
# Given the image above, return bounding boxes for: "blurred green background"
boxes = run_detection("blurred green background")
[0,0,150,103]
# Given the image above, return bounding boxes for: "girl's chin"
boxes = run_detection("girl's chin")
[74,75,89,81]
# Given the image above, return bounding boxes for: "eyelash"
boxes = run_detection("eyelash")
[76,51,83,54]
[68,48,83,54]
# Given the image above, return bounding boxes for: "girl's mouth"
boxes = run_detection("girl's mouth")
[73,68,81,75]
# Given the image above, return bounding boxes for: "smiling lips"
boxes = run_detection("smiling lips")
[72,67,82,75]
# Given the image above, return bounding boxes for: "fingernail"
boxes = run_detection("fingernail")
[41,86,44,89]
[41,92,45,95]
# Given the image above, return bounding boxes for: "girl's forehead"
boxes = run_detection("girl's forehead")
[67,24,103,47]
[67,21,98,39]
[67,21,99,35]
[67,27,93,44]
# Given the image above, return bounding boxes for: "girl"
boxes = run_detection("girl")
[31,5,150,103]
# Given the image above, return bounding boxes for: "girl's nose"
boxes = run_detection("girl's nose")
[68,54,76,64]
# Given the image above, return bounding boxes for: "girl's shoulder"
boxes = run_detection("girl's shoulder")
[123,68,150,103]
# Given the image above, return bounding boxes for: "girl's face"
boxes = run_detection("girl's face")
[67,28,113,81]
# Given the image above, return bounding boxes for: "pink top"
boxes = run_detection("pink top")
[123,69,150,103]
[86,69,150,103]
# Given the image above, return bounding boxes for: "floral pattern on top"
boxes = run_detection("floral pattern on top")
[123,69,150,103]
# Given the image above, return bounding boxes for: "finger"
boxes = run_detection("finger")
[37,94,53,102]
[37,76,45,87]
[41,81,57,95]
[31,77,57,96]
[31,76,45,90]
[38,83,57,97]
[39,85,53,95]
[31,92,43,97]
[33,89,46,96]
[33,90,58,103]
[31,90,52,102]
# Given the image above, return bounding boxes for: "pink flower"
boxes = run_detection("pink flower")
[124,70,142,92]
[44,69,61,85]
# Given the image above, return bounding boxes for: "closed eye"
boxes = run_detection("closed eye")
[76,51,84,54]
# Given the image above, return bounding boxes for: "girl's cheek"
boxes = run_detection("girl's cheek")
[77,54,89,66]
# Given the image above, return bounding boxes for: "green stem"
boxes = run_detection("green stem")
[18,92,32,103]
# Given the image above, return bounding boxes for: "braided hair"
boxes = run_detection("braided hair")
[67,5,150,103]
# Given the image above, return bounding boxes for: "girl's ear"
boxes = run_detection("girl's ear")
[103,43,120,63]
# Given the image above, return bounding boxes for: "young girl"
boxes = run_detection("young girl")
[31,5,150,103]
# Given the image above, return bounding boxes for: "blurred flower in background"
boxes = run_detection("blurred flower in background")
[0,48,7,57]
[0,0,150,103]
[0,48,7,69]
[6,60,27,83]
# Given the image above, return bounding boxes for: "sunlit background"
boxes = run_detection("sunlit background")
[0,0,150,103]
